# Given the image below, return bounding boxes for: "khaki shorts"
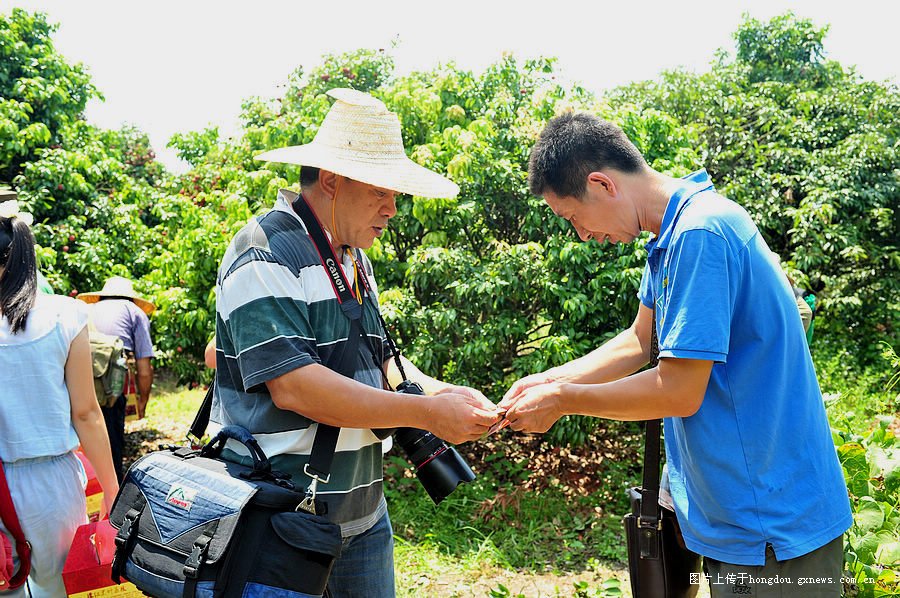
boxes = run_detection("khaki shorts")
[704,535,843,597]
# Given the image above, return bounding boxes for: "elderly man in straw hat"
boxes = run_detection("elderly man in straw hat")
[78,276,155,480]
[211,88,501,597]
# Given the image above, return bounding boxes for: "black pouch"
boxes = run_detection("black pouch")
[623,486,701,598]
[109,425,342,598]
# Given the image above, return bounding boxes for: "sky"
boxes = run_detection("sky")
[6,0,899,172]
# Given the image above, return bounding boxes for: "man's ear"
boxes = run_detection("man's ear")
[587,171,617,197]
[318,170,338,199]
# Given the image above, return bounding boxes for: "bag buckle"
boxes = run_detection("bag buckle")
[112,509,141,583]
[185,432,204,450]
[637,515,661,560]
[183,535,212,579]
[115,509,140,548]
[297,464,331,514]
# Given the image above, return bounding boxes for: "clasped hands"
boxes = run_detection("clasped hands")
[432,372,566,444]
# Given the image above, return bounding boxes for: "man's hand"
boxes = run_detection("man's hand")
[499,371,557,411]
[502,382,566,434]
[136,395,149,420]
[426,389,502,445]
[433,383,490,404]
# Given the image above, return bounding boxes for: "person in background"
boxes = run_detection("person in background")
[502,113,850,597]
[77,276,155,481]
[0,199,118,597]
[792,285,817,344]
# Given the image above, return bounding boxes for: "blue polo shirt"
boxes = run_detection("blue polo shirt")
[638,170,851,565]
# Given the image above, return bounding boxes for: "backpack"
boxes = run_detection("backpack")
[89,323,127,408]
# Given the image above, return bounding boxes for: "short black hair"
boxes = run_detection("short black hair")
[299,165,320,189]
[0,216,37,334]
[528,112,646,199]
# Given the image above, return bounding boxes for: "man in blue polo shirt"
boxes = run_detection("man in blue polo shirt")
[501,112,851,596]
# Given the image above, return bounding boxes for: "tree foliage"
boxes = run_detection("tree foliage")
[0,8,98,183]
[6,10,898,440]
[610,12,899,361]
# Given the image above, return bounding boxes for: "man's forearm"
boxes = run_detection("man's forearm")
[138,371,152,401]
[269,363,436,429]
[560,358,712,420]
[550,325,649,385]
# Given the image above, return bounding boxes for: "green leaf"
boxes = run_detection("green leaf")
[855,498,886,533]
[854,532,881,564]
[875,542,900,568]
[841,442,872,497]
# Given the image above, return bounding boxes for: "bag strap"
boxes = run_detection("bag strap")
[111,494,146,584]
[637,313,663,558]
[0,463,31,591]
[188,383,215,443]
[188,376,345,489]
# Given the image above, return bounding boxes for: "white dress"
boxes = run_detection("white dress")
[0,294,90,597]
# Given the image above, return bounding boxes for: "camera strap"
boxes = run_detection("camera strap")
[291,194,406,386]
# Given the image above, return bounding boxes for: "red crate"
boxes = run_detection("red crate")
[63,520,145,597]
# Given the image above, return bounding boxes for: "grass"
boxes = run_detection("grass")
[815,348,899,433]
[142,375,206,421]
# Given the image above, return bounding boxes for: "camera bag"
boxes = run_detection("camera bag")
[109,422,343,598]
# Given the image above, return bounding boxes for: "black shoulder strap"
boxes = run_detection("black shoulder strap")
[640,313,663,523]
[189,382,215,442]
[288,194,369,478]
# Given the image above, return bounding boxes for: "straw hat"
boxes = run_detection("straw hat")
[77,276,156,315]
[254,88,459,199]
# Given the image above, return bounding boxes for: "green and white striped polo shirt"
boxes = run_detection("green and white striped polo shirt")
[210,189,392,537]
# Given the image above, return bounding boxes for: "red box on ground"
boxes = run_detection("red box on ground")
[63,520,145,597]
[74,449,103,522]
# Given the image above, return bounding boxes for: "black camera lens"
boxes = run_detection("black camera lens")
[392,381,476,504]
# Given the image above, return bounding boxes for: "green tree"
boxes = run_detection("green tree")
[11,10,896,433]
[0,9,99,183]
[15,122,164,295]
[610,12,900,360]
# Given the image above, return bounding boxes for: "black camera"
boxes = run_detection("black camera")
[391,380,476,504]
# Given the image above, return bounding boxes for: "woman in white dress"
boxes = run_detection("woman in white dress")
[0,200,119,597]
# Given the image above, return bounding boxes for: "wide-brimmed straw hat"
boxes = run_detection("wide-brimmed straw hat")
[77,276,156,315]
[254,88,459,199]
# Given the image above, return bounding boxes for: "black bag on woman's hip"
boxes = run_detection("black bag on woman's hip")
[109,424,343,598]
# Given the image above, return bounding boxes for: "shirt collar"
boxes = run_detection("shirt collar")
[648,169,714,252]
[274,189,308,231]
